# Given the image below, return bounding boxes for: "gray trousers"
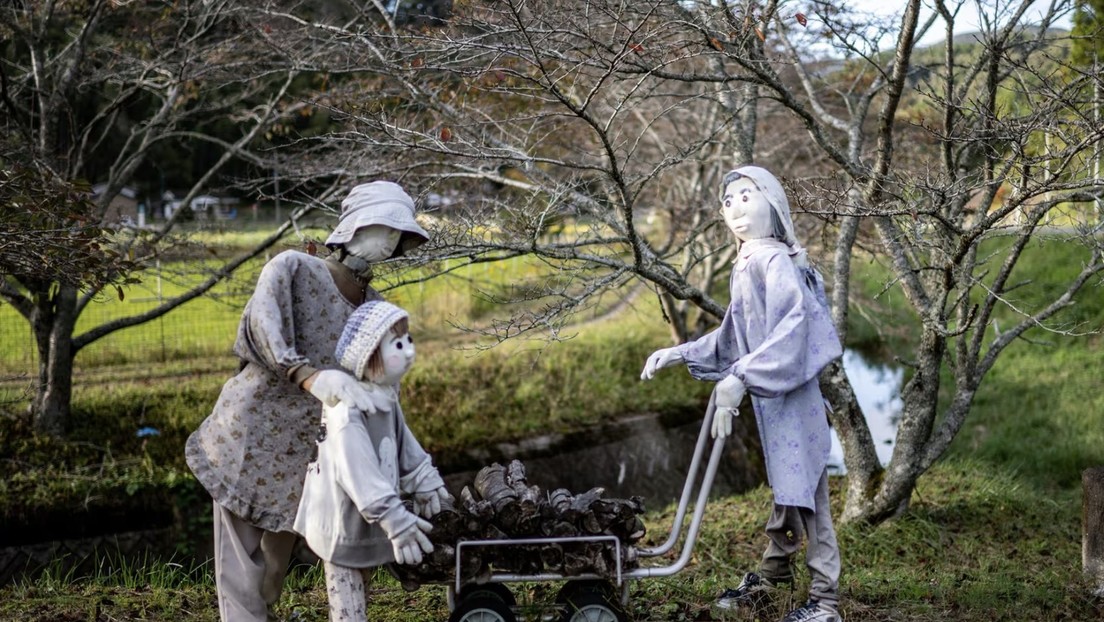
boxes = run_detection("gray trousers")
[759,470,840,605]
[213,502,298,622]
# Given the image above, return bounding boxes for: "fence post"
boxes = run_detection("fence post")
[1084,466,1104,596]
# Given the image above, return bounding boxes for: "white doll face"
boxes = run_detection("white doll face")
[374,330,415,385]
[345,225,402,262]
[720,177,774,242]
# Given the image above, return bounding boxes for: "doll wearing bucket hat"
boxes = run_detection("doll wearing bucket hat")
[641,166,845,622]
[295,300,450,622]
[185,181,430,622]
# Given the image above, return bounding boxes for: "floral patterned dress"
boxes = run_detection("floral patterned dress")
[186,250,379,532]
[678,239,842,510]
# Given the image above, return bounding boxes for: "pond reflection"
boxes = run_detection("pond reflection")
[827,349,904,474]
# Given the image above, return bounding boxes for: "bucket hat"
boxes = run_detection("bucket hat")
[325,181,430,257]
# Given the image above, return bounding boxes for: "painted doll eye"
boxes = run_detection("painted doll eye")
[742,195,749,202]
[395,341,403,350]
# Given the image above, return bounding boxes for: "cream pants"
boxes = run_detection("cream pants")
[212,502,297,622]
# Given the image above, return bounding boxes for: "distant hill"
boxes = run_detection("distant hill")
[922,26,1070,49]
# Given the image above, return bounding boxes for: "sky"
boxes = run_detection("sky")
[842,0,1074,49]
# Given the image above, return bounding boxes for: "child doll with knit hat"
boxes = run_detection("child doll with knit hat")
[294,300,451,622]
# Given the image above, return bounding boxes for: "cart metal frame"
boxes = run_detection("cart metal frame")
[444,406,727,615]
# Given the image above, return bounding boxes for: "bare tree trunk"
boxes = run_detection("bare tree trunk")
[1084,467,1104,596]
[31,284,78,436]
[1095,56,1102,224]
[846,325,945,523]
[820,361,882,522]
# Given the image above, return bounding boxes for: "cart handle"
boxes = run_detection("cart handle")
[624,405,727,580]
[637,391,716,558]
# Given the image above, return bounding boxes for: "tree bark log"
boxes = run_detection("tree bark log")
[391,459,646,591]
[1083,467,1104,596]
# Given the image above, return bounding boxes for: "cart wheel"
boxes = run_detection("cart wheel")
[556,581,627,622]
[456,583,516,607]
[447,595,517,622]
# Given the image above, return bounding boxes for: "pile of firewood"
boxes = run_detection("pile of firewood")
[391,459,647,591]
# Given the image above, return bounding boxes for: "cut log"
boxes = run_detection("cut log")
[392,459,648,590]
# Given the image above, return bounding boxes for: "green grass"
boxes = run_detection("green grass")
[3,463,1099,621]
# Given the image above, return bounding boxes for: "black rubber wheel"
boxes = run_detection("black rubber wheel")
[456,583,516,607]
[556,581,627,622]
[447,595,517,622]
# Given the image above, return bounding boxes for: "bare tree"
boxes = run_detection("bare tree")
[0,0,321,435]
[259,0,1104,525]
[758,0,1104,522]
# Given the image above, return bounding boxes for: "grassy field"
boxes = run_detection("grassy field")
[1,463,1099,621]
[1,230,1102,620]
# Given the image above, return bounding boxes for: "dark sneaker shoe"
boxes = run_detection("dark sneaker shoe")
[781,599,842,622]
[714,572,782,611]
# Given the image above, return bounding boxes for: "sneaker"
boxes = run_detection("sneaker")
[714,572,783,611]
[780,599,842,622]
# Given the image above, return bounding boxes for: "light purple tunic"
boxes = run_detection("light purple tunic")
[678,239,842,510]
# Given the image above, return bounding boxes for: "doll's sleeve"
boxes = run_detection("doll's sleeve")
[234,253,313,380]
[679,268,742,382]
[394,403,444,494]
[679,312,741,382]
[329,409,407,523]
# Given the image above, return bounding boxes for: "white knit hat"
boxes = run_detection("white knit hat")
[336,300,410,380]
[325,181,430,257]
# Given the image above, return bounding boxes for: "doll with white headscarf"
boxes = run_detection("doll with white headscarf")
[641,166,845,622]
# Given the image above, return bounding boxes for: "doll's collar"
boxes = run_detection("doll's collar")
[734,238,790,270]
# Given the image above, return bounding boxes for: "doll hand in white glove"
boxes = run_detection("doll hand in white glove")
[389,517,434,565]
[641,347,684,380]
[305,370,388,414]
[413,486,451,519]
[712,375,747,439]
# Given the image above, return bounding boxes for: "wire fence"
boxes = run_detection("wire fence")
[1,284,251,385]
[0,257,491,386]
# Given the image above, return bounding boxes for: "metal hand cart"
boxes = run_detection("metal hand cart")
[442,407,727,622]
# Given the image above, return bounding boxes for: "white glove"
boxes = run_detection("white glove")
[389,516,434,565]
[640,346,684,380]
[306,370,389,414]
[413,486,451,518]
[712,375,746,439]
